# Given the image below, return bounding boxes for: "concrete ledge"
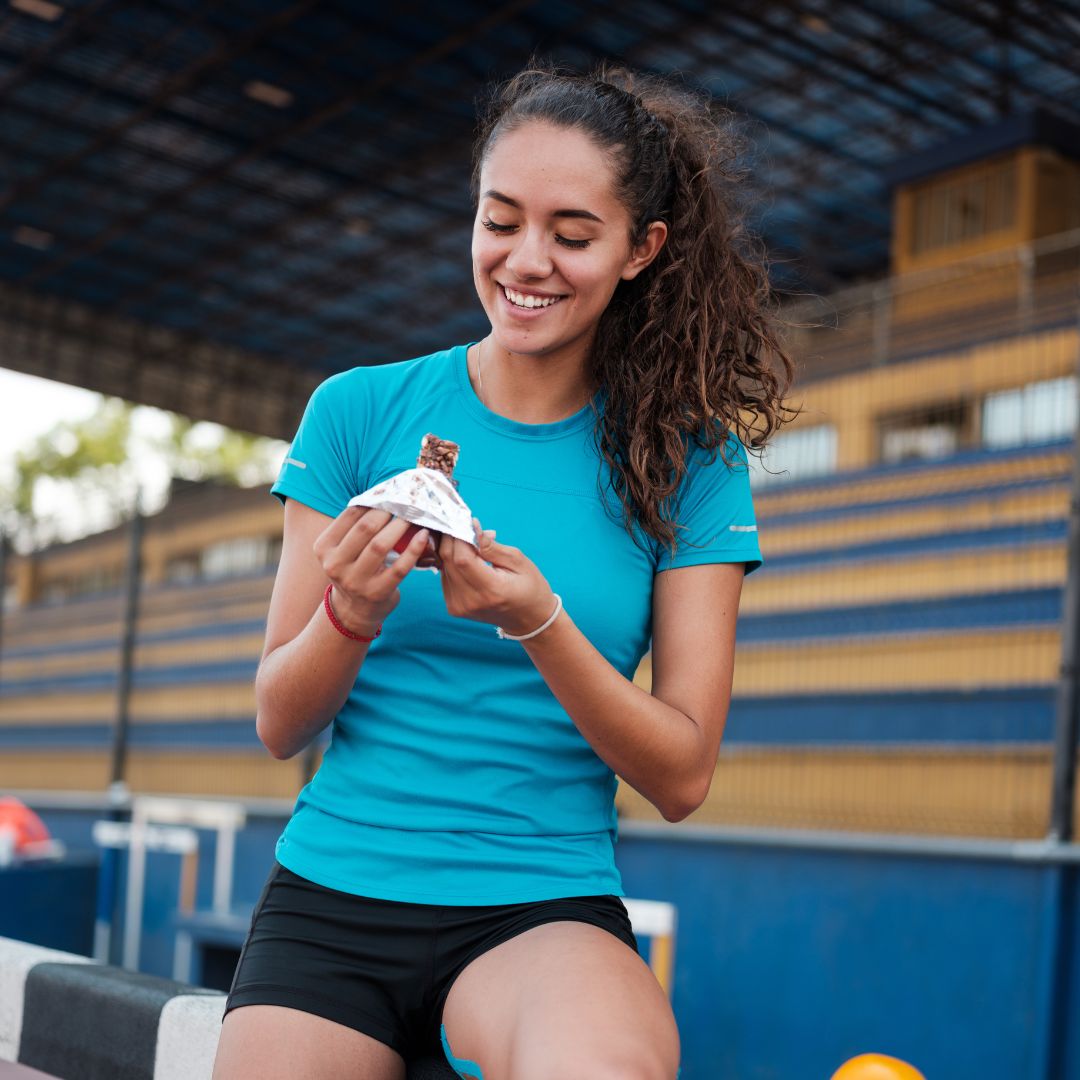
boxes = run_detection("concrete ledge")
[0,937,459,1079]
[0,937,222,1080]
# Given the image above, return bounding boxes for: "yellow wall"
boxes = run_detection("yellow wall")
[762,482,1067,557]
[1035,151,1080,238]
[12,497,283,605]
[891,146,1080,275]
[615,747,1069,840]
[739,543,1064,614]
[0,749,303,799]
[0,682,256,724]
[781,326,1076,471]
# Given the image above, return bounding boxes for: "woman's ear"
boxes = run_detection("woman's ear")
[621,221,668,281]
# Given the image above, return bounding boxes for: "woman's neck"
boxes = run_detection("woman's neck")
[472,337,594,425]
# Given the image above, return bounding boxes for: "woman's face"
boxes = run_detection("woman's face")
[472,120,666,363]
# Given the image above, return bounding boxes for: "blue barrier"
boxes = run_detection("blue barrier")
[22,799,1080,1079]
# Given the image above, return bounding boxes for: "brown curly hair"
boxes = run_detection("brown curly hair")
[473,60,799,556]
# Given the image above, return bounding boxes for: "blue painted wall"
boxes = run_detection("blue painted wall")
[27,805,1080,1079]
[0,856,98,954]
[616,831,1077,1080]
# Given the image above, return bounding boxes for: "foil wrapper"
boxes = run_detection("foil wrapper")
[347,466,476,569]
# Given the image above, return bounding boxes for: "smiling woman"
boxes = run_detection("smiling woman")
[213,60,796,1080]
[469,121,668,429]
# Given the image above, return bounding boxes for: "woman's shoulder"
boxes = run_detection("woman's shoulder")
[681,422,751,478]
[315,345,460,401]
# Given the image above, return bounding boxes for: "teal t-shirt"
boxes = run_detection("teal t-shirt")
[269,343,763,904]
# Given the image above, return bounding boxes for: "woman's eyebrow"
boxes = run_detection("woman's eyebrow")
[483,189,604,224]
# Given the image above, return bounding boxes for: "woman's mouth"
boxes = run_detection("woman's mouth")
[500,285,567,312]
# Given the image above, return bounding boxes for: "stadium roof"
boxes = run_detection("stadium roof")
[1,0,1078,436]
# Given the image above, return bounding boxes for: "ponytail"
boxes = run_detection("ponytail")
[473,60,799,556]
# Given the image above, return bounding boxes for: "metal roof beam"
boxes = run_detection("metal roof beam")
[857,0,1070,122]
[0,71,465,266]
[794,0,1006,119]
[715,4,962,136]
[117,2,896,349]
[578,4,890,187]
[1022,3,1080,54]
[725,1,983,128]
[0,280,315,437]
[100,118,472,317]
[19,0,537,291]
[0,0,320,218]
[922,0,1080,115]
[0,0,114,101]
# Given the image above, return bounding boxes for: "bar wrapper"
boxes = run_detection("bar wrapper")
[346,466,476,570]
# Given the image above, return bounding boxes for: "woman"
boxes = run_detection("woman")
[214,61,794,1080]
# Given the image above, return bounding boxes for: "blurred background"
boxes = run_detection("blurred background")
[0,2,1078,1078]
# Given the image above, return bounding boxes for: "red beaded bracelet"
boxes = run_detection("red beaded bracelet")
[323,584,381,643]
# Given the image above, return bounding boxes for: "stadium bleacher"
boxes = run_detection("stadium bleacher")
[2,436,1074,839]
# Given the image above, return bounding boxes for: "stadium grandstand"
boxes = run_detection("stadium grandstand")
[1,4,1079,1079]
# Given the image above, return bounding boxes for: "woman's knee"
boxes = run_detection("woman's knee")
[507,1019,679,1080]
[510,1044,677,1080]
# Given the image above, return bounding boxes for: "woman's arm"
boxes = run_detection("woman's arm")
[255,499,432,760]
[521,563,743,822]
[438,530,744,821]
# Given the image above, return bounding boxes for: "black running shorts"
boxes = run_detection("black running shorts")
[225,862,639,1062]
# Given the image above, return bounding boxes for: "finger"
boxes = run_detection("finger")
[475,538,520,569]
[383,528,431,580]
[357,515,421,568]
[445,535,499,587]
[333,513,410,573]
[315,505,372,553]
[318,508,389,570]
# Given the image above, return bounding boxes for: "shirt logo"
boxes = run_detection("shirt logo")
[729,524,757,532]
[284,457,307,470]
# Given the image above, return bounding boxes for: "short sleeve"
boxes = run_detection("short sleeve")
[653,429,763,575]
[270,372,366,517]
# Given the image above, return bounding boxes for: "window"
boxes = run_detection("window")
[880,402,968,465]
[200,537,273,580]
[38,565,122,602]
[911,158,1016,255]
[983,375,1078,448]
[750,425,837,488]
[164,554,200,584]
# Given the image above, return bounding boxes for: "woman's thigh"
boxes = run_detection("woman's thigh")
[212,1004,405,1080]
[441,921,680,1080]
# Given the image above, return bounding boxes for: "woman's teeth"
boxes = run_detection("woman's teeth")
[503,286,564,309]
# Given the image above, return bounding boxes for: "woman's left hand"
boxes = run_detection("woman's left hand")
[438,517,557,636]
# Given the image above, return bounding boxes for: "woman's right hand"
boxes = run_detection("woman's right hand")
[312,507,431,636]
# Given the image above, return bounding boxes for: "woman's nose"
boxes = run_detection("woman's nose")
[504,228,552,279]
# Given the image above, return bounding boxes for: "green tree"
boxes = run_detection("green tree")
[0,396,282,552]
[157,414,282,488]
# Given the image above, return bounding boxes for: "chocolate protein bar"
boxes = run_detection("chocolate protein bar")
[417,433,459,479]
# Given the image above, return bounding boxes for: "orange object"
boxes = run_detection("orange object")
[0,796,51,853]
[831,1053,927,1080]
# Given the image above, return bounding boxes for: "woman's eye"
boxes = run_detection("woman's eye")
[481,218,590,249]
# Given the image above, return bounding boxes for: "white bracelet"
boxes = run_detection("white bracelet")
[496,594,563,642]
